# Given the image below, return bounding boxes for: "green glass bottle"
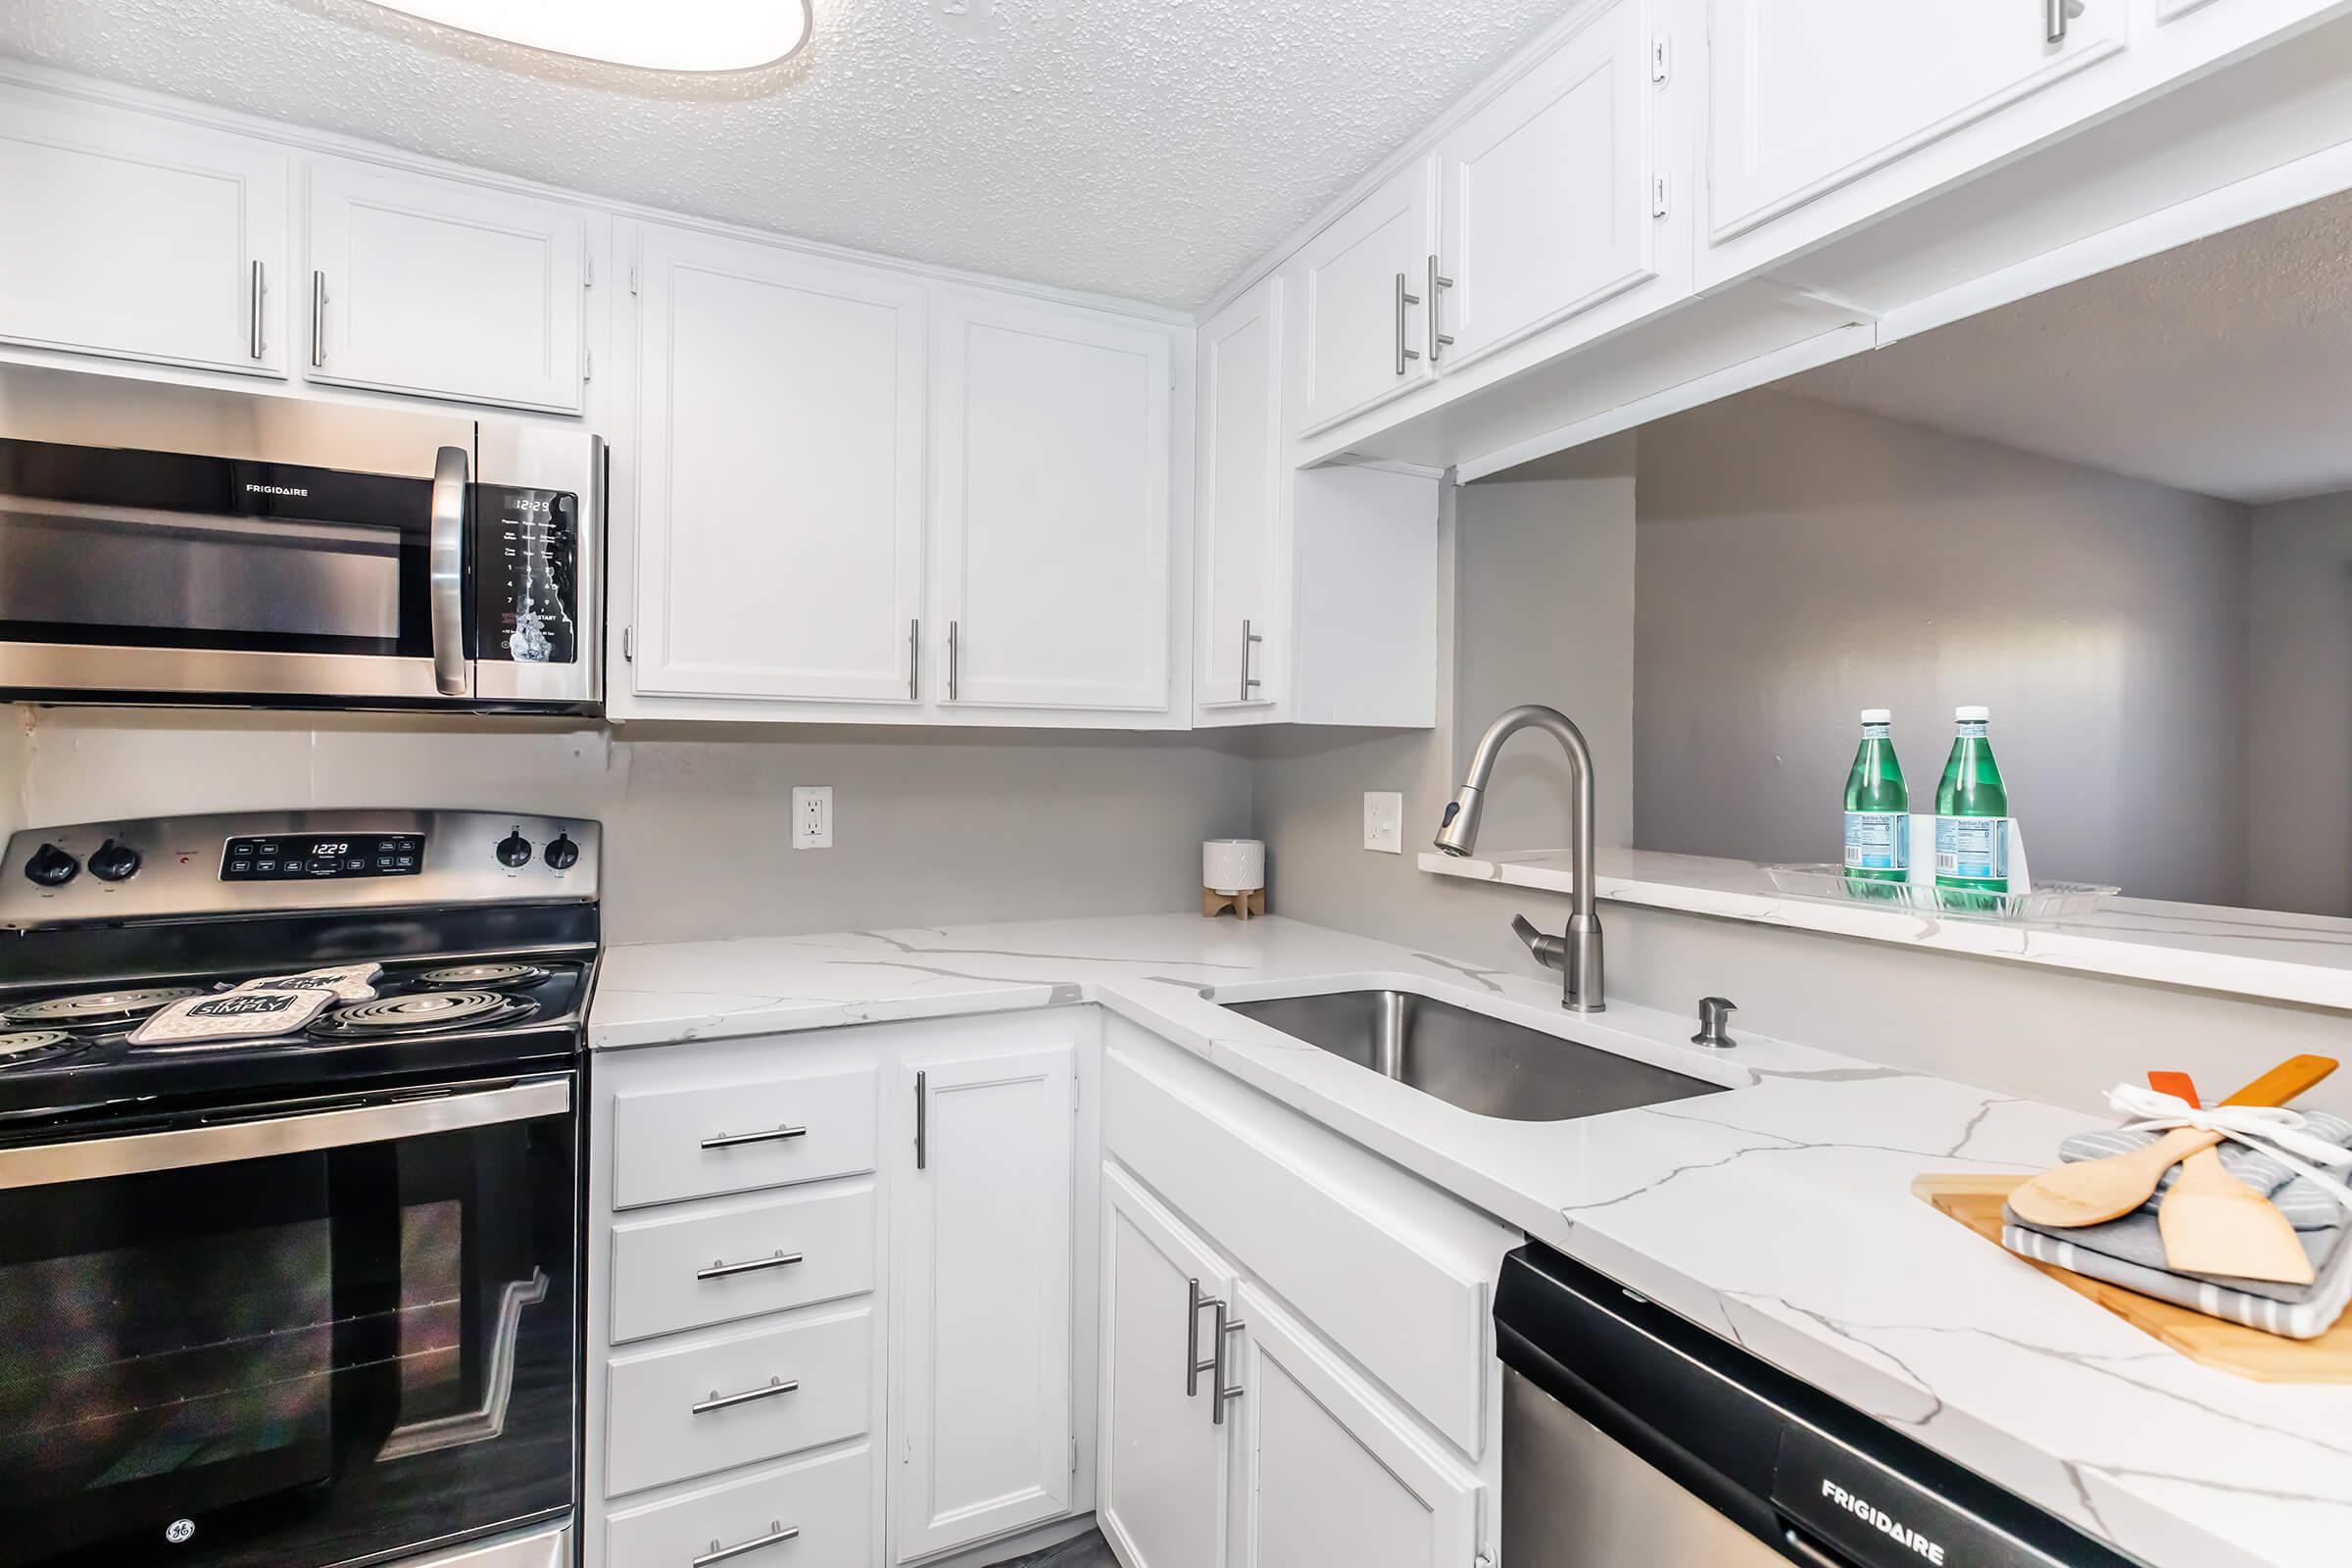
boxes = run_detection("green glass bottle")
[1841,709,1908,898]
[1935,706,2010,911]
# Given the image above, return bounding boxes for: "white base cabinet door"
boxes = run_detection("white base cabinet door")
[1437,0,1656,368]
[0,90,286,375]
[1291,157,1438,434]
[1707,0,2127,241]
[305,158,587,412]
[1098,1165,1239,1568]
[1228,1283,1482,1568]
[631,223,928,707]
[890,1035,1079,1560]
[932,291,1175,714]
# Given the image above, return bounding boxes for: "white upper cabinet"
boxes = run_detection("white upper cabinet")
[306,159,587,412]
[891,1036,1078,1561]
[0,91,287,376]
[631,223,927,705]
[1706,0,2127,242]
[933,292,1175,713]
[1437,0,1656,368]
[1291,157,1438,434]
[1195,278,1284,712]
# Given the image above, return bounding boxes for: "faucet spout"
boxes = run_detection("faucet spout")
[1435,704,1605,1012]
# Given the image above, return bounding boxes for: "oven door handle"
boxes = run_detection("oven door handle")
[430,444,470,698]
[0,1076,570,1190]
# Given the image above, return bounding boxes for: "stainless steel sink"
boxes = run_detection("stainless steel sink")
[1219,990,1726,1123]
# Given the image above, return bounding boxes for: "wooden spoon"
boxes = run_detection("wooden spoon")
[2157,1071,2318,1285]
[2006,1054,2338,1229]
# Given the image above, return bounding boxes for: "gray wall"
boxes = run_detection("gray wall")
[2245,490,2352,918]
[15,709,1255,945]
[1249,434,2352,1118]
[1633,391,2251,906]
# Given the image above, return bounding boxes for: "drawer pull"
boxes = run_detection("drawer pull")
[697,1250,806,1282]
[694,1522,801,1566]
[691,1376,800,1415]
[700,1125,808,1151]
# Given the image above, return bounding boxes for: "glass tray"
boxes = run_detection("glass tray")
[1764,864,2120,923]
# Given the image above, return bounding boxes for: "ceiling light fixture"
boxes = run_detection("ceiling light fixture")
[370,0,810,73]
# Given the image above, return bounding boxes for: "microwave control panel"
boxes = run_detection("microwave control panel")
[475,484,579,667]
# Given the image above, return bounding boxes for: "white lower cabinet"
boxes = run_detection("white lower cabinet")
[890,1036,1080,1560]
[607,1446,877,1568]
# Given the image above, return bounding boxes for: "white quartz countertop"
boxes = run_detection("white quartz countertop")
[593,914,2352,1568]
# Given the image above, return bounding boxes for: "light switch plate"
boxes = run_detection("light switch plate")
[792,786,833,850]
[1363,792,1403,854]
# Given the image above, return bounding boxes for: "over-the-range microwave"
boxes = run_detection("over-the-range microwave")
[0,362,602,711]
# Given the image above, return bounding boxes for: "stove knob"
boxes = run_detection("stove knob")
[24,843,78,887]
[89,838,141,882]
[543,833,579,871]
[495,831,533,868]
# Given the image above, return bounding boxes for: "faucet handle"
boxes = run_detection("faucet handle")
[1692,996,1738,1050]
[1511,913,1567,973]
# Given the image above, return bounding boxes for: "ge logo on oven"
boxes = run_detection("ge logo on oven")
[165,1519,196,1544]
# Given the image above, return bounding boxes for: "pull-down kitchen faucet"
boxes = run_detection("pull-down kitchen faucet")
[1434,704,1605,1012]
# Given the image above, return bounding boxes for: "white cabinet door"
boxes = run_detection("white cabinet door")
[0,92,286,375]
[1228,1283,1483,1568]
[1292,157,1437,434]
[1708,0,2126,241]
[306,159,587,411]
[1438,0,1655,368]
[932,292,1173,712]
[1195,277,1283,712]
[1099,1164,1238,1568]
[632,224,927,704]
[890,1038,1078,1560]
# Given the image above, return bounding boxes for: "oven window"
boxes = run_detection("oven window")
[0,1087,575,1567]
[0,439,433,659]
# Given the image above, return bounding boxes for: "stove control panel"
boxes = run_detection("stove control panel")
[220,833,424,882]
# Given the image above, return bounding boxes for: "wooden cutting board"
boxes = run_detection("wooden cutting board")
[1912,1173,2352,1383]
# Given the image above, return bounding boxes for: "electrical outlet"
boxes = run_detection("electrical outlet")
[1363,792,1403,854]
[791,787,834,850]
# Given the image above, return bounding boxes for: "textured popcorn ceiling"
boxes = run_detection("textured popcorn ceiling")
[1784,191,2352,505]
[0,0,1581,310]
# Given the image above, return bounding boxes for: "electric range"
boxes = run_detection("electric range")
[0,808,598,1568]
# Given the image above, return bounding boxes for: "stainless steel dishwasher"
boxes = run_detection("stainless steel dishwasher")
[1494,1242,2140,1568]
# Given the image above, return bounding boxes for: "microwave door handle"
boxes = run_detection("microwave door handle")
[429,445,470,698]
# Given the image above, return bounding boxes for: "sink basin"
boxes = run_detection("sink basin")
[1219,989,1726,1122]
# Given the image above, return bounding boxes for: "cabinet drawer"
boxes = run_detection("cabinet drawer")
[1104,1049,1490,1454]
[607,1445,873,1568]
[605,1307,873,1498]
[612,1066,877,1209]
[612,1185,877,1346]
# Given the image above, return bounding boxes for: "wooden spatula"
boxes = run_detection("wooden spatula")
[2006,1054,2338,1229]
[2157,1071,2319,1285]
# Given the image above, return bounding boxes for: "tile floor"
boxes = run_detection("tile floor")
[991,1528,1116,1567]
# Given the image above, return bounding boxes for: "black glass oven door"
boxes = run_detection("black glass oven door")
[0,437,464,703]
[0,1075,576,1568]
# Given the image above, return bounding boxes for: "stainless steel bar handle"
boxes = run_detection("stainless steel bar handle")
[691,1376,800,1416]
[1241,619,1263,699]
[947,621,960,702]
[429,445,470,698]
[249,260,265,361]
[913,1069,929,1169]
[311,270,326,368]
[697,1250,805,1282]
[699,1124,808,1151]
[908,618,921,701]
[694,1524,802,1567]
[1428,256,1455,364]
[1210,1298,1246,1425]
[2045,0,2071,42]
[0,1077,569,1192]
[1395,273,1423,375]
[1186,1277,1212,1396]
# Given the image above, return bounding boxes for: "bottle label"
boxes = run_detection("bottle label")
[1843,811,1907,871]
[1955,719,1988,739]
[1861,721,1891,741]
[1936,816,2009,882]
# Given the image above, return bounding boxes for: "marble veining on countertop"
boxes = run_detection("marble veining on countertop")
[594,914,2352,1568]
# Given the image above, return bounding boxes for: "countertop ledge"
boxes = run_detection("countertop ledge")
[593,913,2352,1568]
